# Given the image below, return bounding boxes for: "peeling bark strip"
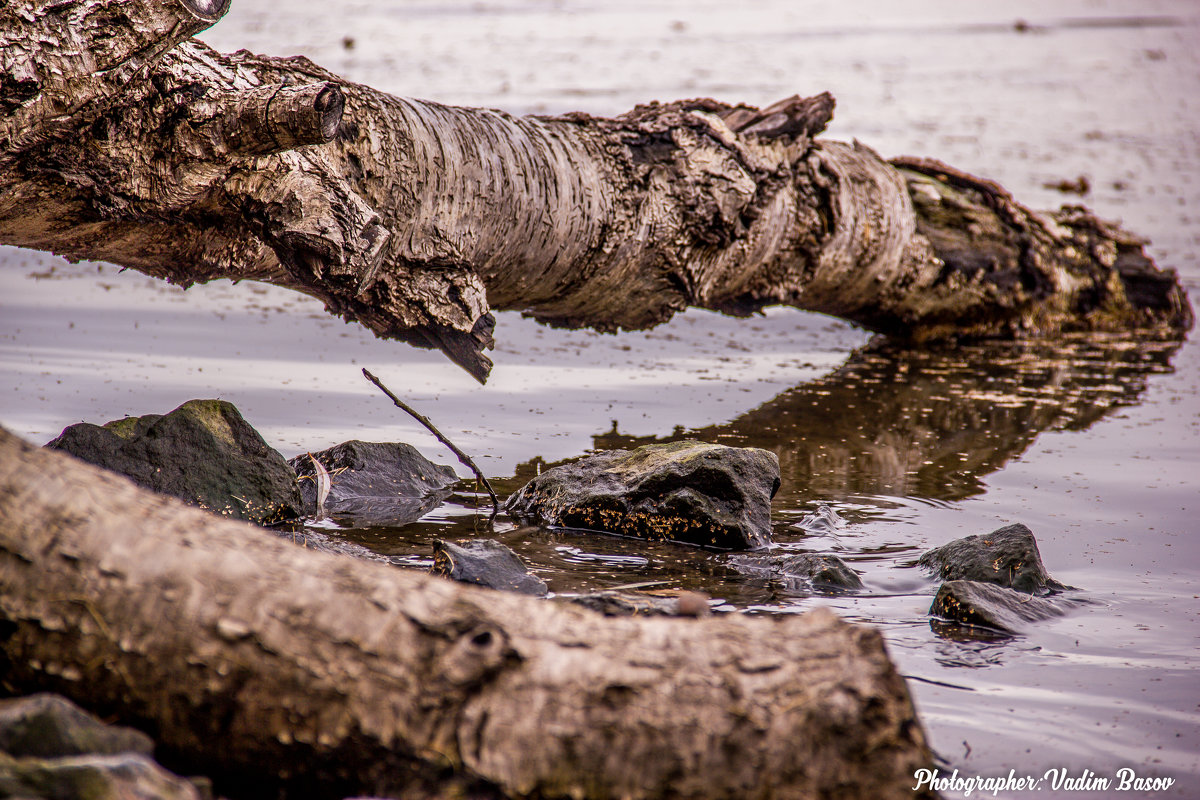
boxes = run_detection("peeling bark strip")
[0,427,935,799]
[0,1,1191,383]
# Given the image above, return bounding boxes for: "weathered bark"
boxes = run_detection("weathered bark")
[0,1,1190,382]
[0,426,934,799]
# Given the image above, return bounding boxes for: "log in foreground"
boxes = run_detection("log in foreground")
[0,427,934,799]
[1,1,1191,382]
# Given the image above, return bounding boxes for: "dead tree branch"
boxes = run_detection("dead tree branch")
[363,367,500,520]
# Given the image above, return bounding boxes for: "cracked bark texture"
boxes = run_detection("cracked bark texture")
[0,0,1190,382]
[0,427,934,799]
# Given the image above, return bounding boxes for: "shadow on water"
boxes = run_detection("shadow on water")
[318,330,1183,604]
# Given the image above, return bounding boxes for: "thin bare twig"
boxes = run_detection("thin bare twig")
[362,368,500,522]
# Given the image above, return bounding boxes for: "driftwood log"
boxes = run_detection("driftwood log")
[0,0,1191,382]
[0,427,934,799]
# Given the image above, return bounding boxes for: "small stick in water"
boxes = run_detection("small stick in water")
[362,368,500,521]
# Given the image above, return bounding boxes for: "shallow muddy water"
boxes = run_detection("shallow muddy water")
[3,1,1200,796]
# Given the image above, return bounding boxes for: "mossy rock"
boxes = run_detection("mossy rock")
[0,694,152,759]
[47,399,301,525]
[0,752,202,800]
[505,440,778,550]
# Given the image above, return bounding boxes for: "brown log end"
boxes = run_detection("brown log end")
[419,315,497,384]
[720,91,836,140]
[893,156,1194,335]
[1051,204,1195,331]
[204,83,345,157]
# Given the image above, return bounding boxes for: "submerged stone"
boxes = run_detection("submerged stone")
[0,694,152,759]
[725,552,864,593]
[432,539,548,596]
[917,523,1066,594]
[929,580,1073,633]
[46,399,301,525]
[569,590,711,618]
[288,440,458,525]
[504,440,779,550]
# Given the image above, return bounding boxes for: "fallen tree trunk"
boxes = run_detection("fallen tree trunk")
[0,1,1190,382]
[0,426,934,799]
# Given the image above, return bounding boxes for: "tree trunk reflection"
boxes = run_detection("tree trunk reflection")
[578,332,1183,504]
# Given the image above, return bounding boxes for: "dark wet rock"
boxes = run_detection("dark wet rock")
[432,539,548,596]
[569,590,711,617]
[0,694,202,800]
[917,523,1066,594]
[725,552,864,593]
[0,694,153,759]
[289,440,458,525]
[930,580,1075,634]
[46,399,301,525]
[0,752,202,800]
[504,440,779,550]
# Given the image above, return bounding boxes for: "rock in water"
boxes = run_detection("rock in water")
[930,580,1072,633]
[0,694,203,800]
[504,440,778,550]
[0,752,203,800]
[289,440,458,525]
[432,539,549,596]
[46,400,301,525]
[917,523,1066,594]
[0,694,153,758]
[725,552,864,593]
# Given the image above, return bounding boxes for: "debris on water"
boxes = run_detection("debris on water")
[792,503,845,535]
[554,545,650,568]
[1043,175,1090,195]
[309,452,330,521]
